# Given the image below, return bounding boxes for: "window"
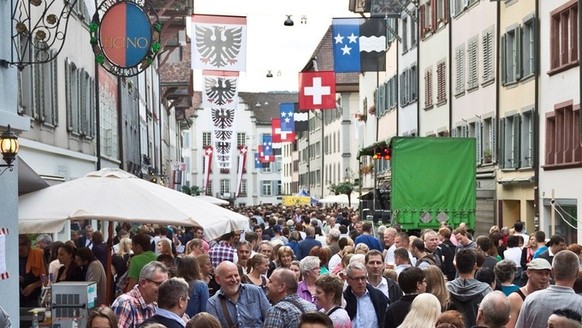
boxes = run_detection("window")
[410,11,417,47]
[521,110,534,168]
[402,16,408,52]
[205,182,212,196]
[550,1,578,73]
[419,2,432,39]
[545,101,581,167]
[451,0,467,17]
[409,64,417,102]
[482,29,495,84]
[65,58,95,138]
[424,67,433,108]
[220,179,230,195]
[467,36,479,90]
[500,115,520,169]
[261,180,273,196]
[435,0,448,25]
[237,132,246,146]
[521,17,536,78]
[436,61,447,104]
[501,27,521,85]
[400,69,409,105]
[38,55,58,126]
[455,44,465,96]
[483,117,497,163]
[202,132,212,146]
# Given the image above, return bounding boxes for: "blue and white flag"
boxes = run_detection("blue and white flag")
[332,18,386,72]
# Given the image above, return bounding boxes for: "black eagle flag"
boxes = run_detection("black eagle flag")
[192,15,247,72]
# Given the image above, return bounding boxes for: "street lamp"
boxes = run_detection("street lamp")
[0,125,19,174]
[284,15,294,26]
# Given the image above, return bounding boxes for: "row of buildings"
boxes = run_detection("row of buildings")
[189,0,579,244]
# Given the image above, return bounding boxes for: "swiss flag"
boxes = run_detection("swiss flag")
[299,71,336,110]
[273,118,295,142]
[272,119,282,143]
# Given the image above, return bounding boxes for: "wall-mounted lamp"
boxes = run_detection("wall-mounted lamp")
[266,70,273,78]
[0,125,19,174]
[284,15,294,26]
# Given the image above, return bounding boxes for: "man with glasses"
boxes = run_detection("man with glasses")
[384,267,426,328]
[112,261,169,328]
[139,277,190,328]
[343,262,389,328]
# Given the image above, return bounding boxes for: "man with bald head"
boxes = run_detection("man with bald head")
[383,227,397,266]
[207,261,271,328]
[475,291,511,328]
[265,268,316,328]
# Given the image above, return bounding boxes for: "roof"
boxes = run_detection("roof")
[238,92,298,124]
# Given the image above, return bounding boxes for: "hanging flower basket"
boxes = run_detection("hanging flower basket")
[355,113,367,122]
[368,106,376,115]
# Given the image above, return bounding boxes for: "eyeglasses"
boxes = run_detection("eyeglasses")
[146,278,164,286]
[348,275,368,282]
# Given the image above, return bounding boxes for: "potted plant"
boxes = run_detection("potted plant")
[483,148,492,163]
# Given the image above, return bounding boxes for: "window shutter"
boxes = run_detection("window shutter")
[450,0,456,17]
[437,62,446,103]
[500,35,506,85]
[420,5,426,39]
[476,121,482,162]
[400,72,406,105]
[515,26,522,81]
[444,0,449,23]
[431,0,437,33]
[491,117,497,162]
[455,46,465,95]
[482,31,494,83]
[410,65,417,101]
[384,81,390,110]
[499,117,505,168]
[424,69,432,107]
[513,115,521,168]
[530,18,537,75]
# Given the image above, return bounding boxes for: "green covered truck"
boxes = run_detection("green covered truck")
[390,137,476,231]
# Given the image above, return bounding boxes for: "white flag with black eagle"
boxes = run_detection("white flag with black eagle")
[191,14,247,72]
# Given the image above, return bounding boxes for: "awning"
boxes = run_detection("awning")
[497,176,534,185]
[18,157,49,195]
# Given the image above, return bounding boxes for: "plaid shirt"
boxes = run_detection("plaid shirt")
[111,285,157,328]
[264,294,316,328]
[209,241,235,268]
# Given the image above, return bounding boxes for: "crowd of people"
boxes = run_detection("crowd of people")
[16,204,582,328]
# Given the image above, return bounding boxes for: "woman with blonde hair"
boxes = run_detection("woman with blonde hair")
[185,238,206,257]
[156,239,173,258]
[289,260,302,282]
[244,253,269,290]
[398,293,442,328]
[276,245,295,268]
[354,243,369,254]
[422,265,451,311]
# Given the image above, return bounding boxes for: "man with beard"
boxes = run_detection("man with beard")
[207,261,270,328]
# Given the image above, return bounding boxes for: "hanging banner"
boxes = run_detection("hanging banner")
[210,108,237,169]
[191,14,247,71]
[0,228,8,280]
[202,71,239,109]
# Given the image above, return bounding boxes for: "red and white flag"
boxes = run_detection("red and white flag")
[203,146,213,194]
[191,15,247,71]
[236,145,247,197]
[272,118,295,142]
[299,71,336,110]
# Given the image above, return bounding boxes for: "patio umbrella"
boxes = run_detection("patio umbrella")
[193,195,229,206]
[19,168,249,240]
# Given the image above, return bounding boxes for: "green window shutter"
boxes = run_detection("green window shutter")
[515,26,522,81]
[491,117,497,163]
[499,117,506,168]
[500,35,506,85]
[513,115,521,168]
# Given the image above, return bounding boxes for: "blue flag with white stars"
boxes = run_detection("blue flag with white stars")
[332,18,386,73]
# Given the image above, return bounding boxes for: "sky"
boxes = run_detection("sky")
[191,0,358,93]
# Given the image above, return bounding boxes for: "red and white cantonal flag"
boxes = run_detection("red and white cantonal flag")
[191,14,247,72]
[236,145,247,197]
[299,71,336,110]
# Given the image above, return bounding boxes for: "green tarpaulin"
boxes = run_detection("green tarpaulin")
[391,137,476,230]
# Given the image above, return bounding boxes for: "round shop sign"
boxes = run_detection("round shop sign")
[91,0,161,77]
